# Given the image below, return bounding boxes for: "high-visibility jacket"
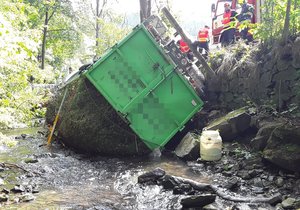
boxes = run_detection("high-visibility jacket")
[222,10,238,31]
[179,39,190,53]
[198,28,209,42]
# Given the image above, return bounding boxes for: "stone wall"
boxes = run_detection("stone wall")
[207,37,300,112]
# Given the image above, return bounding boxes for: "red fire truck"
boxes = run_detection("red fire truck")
[211,0,263,44]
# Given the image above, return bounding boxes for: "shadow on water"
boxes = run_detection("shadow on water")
[0,128,210,210]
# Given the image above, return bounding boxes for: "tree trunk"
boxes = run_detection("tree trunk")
[95,0,107,50]
[41,8,49,70]
[139,0,151,23]
[282,0,292,44]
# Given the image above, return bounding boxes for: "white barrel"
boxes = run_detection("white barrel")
[200,130,222,161]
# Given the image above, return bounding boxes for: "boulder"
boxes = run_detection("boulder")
[250,122,283,151]
[205,108,251,141]
[263,125,300,172]
[46,78,150,156]
[180,194,216,208]
[137,168,165,184]
[174,132,199,160]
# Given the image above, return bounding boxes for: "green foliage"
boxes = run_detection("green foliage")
[254,0,300,41]
[96,16,130,55]
[0,1,49,129]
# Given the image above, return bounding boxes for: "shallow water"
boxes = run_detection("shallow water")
[0,128,294,210]
[0,128,210,210]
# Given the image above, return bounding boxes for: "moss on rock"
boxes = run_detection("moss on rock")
[46,77,150,156]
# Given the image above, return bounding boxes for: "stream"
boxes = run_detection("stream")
[0,128,299,209]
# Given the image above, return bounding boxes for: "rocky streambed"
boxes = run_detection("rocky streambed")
[0,127,299,209]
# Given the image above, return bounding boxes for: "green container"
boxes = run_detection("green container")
[85,25,203,150]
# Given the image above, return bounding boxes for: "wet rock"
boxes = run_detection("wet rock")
[174,132,199,160]
[32,186,39,194]
[2,188,9,194]
[24,158,38,164]
[251,186,265,194]
[223,177,240,191]
[173,183,192,195]
[21,134,27,139]
[237,170,251,180]
[268,193,283,206]
[137,168,165,184]
[281,197,296,209]
[203,203,219,210]
[0,194,8,202]
[20,193,35,202]
[11,185,25,193]
[275,177,284,187]
[161,175,179,190]
[222,171,233,177]
[263,125,300,172]
[204,108,251,141]
[252,177,264,188]
[0,167,4,172]
[180,194,216,208]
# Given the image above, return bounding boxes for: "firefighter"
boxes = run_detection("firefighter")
[220,3,238,46]
[178,38,193,61]
[238,1,255,43]
[194,25,210,59]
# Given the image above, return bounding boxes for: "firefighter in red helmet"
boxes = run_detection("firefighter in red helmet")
[220,2,238,46]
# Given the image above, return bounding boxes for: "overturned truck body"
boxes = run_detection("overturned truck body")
[46,16,204,155]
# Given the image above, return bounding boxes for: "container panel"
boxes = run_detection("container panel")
[85,25,203,150]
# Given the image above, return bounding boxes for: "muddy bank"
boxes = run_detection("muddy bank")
[46,78,150,156]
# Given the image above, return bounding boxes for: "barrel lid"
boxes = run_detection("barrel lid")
[201,130,220,138]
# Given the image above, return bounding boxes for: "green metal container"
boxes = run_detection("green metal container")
[85,25,203,150]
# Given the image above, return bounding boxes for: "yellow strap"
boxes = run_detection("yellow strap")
[47,88,68,146]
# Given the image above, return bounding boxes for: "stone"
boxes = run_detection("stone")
[180,194,216,208]
[11,185,25,193]
[173,184,192,195]
[24,158,38,164]
[275,177,284,187]
[137,168,165,184]
[174,132,199,160]
[161,175,179,190]
[282,198,296,209]
[0,178,4,185]
[263,125,300,172]
[203,203,219,210]
[252,177,264,188]
[237,170,251,180]
[20,193,35,202]
[251,186,265,194]
[1,189,9,194]
[205,108,251,141]
[0,194,8,202]
[250,122,283,151]
[223,177,240,191]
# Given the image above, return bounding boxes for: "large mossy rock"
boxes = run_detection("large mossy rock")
[204,108,251,141]
[46,78,150,156]
[263,125,300,172]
